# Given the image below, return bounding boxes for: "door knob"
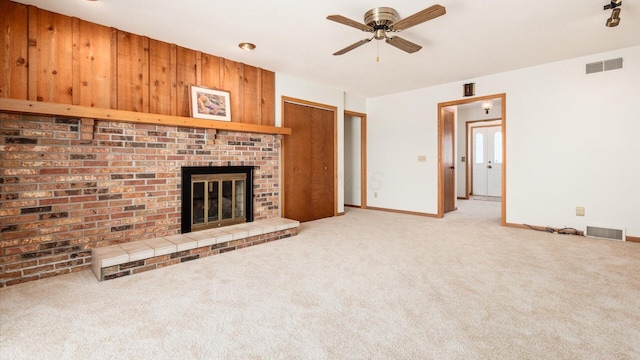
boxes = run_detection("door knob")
[324,166,328,170]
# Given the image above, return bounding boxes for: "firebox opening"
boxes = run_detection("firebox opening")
[181,166,254,234]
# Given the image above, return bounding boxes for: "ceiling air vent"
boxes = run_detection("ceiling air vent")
[585,225,625,241]
[586,57,623,75]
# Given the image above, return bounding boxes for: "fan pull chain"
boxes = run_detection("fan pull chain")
[376,40,379,62]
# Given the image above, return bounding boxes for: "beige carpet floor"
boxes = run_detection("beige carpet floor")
[1,200,639,359]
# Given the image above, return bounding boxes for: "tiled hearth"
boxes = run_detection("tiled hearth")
[92,218,299,281]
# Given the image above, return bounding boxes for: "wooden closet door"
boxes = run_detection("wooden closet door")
[284,102,312,221]
[283,102,334,222]
[310,106,335,220]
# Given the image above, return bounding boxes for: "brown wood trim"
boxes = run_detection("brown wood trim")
[438,93,507,224]
[344,204,360,208]
[465,121,471,199]
[282,96,336,111]
[337,212,346,216]
[0,98,291,135]
[439,94,504,108]
[470,123,502,130]
[466,117,502,124]
[360,114,367,209]
[367,206,439,218]
[501,97,507,226]
[436,107,444,217]
[345,110,367,209]
[626,236,640,243]
[468,122,473,197]
[333,107,338,217]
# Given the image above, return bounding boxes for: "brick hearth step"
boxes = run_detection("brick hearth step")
[91,218,299,281]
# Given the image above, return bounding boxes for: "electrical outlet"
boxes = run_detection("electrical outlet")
[417,155,426,162]
[374,192,378,198]
[576,206,585,216]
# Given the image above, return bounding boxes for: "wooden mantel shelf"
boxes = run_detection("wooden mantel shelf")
[0,98,291,136]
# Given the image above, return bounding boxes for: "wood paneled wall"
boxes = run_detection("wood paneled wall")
[0,0,275,125]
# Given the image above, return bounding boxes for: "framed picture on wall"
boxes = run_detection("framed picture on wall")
[189,85,231,121]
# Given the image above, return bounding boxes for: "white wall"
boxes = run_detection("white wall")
[275,73,345,214]
[367,45,640,236]
[367,88,444,213]
[345,93,366,113]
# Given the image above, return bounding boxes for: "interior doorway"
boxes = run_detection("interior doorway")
[437,93,506,225]
[344,111,367,209]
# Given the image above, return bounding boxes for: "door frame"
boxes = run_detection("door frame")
[344,110,367,209]
[281,96,338,217]
[437,93,506,225]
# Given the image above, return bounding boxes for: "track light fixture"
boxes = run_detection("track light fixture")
[604,1,622,27]
[606,8,621,27]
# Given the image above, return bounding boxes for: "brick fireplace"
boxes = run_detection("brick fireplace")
[0,112,281,287]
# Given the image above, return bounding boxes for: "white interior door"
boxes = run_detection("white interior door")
[472,126,502,197]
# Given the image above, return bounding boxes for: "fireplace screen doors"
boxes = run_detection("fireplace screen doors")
[191,173,246,230]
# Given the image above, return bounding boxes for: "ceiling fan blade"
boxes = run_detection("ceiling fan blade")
[333,38,372,56]
[327,15,373,32]
[391,5,446,31]
[385,36,422,53]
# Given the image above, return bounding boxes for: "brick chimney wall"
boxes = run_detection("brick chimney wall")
[0,112,281,287]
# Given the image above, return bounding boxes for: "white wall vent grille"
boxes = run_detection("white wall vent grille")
[586,61,603,74]
[585,225,625,241]
[604,57,623,71]
[586,57,623,75]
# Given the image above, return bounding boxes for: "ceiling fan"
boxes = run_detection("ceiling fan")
[327,5,446,56]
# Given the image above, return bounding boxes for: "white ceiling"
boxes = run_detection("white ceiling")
[13,0,640,98]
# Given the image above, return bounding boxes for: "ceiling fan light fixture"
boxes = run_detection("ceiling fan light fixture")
[327,5,446,56]
[238,42,256,51]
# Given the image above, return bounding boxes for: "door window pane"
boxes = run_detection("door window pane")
[475,133,484,163]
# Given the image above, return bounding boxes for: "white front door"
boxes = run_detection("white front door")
[472,126,502,197]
